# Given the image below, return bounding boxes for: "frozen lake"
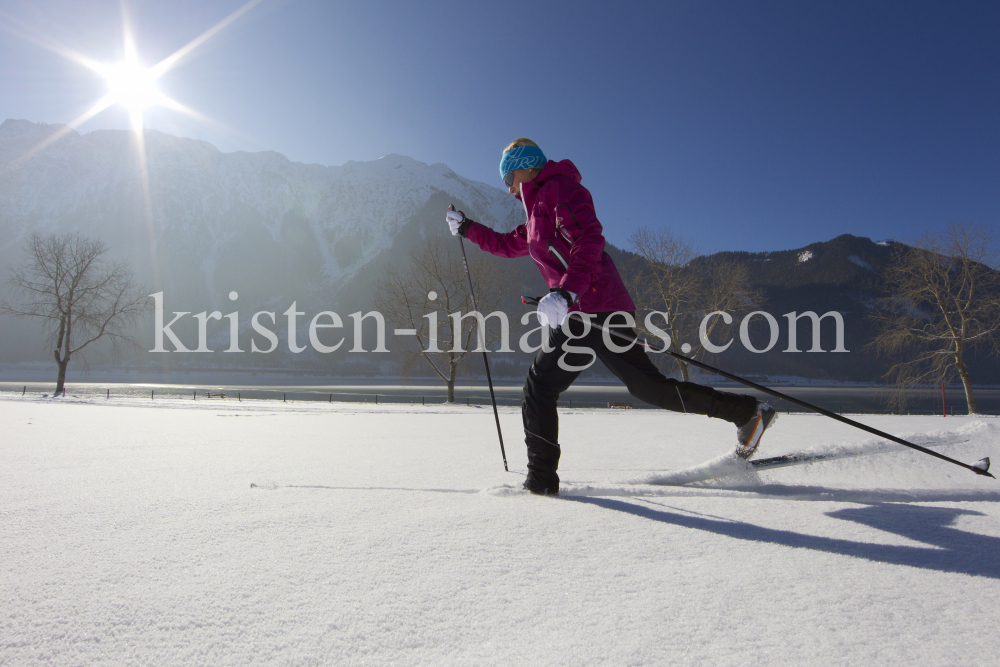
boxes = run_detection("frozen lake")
[2,379,998,414]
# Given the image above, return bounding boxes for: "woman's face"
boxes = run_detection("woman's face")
[507,168,538,195]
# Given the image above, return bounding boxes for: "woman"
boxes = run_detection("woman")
[446,138,776,495]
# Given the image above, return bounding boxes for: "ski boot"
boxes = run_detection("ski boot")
[523,471,559,496]
[736,402,777,459]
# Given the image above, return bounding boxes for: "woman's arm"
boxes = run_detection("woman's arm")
[465,221,530,259]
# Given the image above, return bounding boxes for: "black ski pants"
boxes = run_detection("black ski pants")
[521,312,758,483]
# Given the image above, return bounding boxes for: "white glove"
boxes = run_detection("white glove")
[446,209,466,236]
[537,291,574,328]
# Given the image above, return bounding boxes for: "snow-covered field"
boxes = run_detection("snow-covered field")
[3,394,999,666]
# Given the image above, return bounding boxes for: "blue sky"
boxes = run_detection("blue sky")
[1,0,997,254]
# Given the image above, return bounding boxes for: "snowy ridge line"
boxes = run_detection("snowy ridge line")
[619,421,997,488]
[481,482,1000,502]
[481,482,765,499]
[623,452,755,487]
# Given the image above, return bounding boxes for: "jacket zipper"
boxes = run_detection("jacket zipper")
[547,242,569,270]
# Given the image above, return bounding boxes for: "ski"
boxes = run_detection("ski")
[750,438,981,471]
[637,449,881,485]
[750,450,868,470]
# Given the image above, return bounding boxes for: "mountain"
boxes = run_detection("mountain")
[618,233,999,385]
[2,120,995,386]
[0,119,521,306]
[685,235,897,383]
[0,119,523,364]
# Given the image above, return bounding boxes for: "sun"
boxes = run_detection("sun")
[95,40,167,128]
[9,0,265,168]
[102,58,164,119]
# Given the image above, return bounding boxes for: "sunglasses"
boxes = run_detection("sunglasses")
[503,171,515,188]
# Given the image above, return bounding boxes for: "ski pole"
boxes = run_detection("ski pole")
[521,296,993,479]
[452,205,508,471]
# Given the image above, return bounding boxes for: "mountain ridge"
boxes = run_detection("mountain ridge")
[2,120,995,387]
[0,119,522,304]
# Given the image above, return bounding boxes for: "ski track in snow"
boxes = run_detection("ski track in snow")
[3,394,1000,666]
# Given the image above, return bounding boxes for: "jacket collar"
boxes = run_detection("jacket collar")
[514,159,582,210]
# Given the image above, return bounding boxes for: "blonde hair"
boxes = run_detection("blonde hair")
[502,137,540,155]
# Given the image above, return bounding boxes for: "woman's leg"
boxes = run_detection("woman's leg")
[521,322,587,491]
[592,328,758,425]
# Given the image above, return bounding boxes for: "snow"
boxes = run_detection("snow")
[3,394,1000,666]
[798,250,814,263]
[847,254,874,271]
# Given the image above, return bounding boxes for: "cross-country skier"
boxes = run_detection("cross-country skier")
[446,138,776,495]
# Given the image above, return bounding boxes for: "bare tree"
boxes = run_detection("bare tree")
[374,237,514,402]
[626,226,762,381]
[1,233,151,396]
[868,223,1000,414]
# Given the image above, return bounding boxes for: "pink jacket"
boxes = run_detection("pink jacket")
[466,159,635,313]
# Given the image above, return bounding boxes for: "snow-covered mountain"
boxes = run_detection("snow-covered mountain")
[0,119,522,314]
[9,120,992,387]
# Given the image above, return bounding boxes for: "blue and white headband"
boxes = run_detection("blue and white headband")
[499,145,547,182]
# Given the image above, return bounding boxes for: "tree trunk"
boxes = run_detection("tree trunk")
[448,352,458,403]
[669,318,690,382]
[54,351,69,397]
[955,358,979,414]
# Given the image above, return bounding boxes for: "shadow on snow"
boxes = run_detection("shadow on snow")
[568,497,1000,579]
[698,484,1000,504]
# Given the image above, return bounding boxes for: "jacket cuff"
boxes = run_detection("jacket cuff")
[463,219,484,241]
[550,287,577,305]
